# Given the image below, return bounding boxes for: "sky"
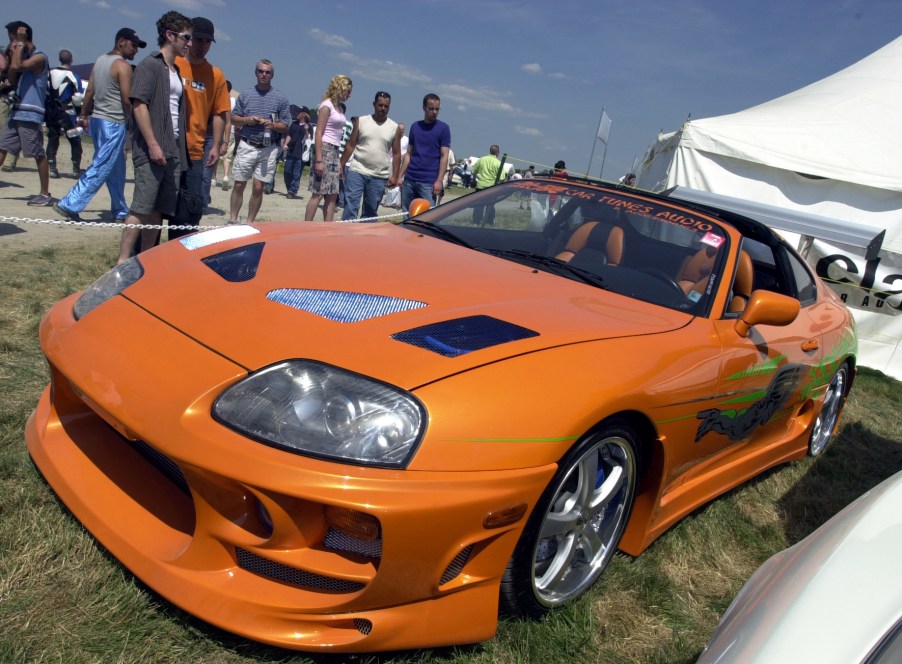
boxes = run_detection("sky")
[12,0,902,181]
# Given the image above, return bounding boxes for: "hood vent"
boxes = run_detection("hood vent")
[267,289,427,323]
[202,242,265,282]
[392,315,538,357]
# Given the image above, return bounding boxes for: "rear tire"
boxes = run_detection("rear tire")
[808,363,850,457]
[500,422,639,617]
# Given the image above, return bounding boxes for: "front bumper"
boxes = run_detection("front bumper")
[26,295,555,651]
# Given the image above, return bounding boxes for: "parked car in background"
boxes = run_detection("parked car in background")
[698,469,902,664]
[27,176,856,652]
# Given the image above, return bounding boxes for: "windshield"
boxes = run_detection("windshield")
[401,179,729,314]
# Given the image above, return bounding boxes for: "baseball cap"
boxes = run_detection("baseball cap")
[116,28,147,48]
[192,17,215,41]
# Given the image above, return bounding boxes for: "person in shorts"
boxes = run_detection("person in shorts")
[0,21,52,205]
[227,59,290,224]
[117,10,192,263]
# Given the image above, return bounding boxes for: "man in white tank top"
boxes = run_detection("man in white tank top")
[54,27,144,223]
[339,90,403,221]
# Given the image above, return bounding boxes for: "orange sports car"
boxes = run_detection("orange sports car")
[26,176,856,652]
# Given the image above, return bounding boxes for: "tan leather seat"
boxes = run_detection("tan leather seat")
[555,222,624,265]
[677,245,717,295]
[728,251,754,313]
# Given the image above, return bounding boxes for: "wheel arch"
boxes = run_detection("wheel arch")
[577,410,667,557]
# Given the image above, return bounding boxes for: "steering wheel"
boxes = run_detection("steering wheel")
[637,268,686,298]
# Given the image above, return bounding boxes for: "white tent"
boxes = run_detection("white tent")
[636,35,902,380]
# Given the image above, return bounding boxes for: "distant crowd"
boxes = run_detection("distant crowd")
[1,13,570,260]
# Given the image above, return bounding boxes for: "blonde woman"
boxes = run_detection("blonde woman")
[304,74,352,221]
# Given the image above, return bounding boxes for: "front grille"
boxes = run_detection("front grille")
[323,527,382,559]
[439,545,473,585]
[235,547,365,593]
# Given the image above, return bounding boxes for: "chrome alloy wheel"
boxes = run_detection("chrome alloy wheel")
[809,364,849,457]
[531,433,637,607]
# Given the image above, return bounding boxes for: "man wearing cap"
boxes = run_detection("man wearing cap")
[170,16,230,237]
[283,105,312,199]
[0,21,52,206]
[339,90,402,221]
[54,28,144,223]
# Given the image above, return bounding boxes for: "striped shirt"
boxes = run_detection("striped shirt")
[233,85,291,142]
[129,50,187,169]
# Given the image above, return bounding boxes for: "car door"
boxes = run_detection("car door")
[696,237,824,457]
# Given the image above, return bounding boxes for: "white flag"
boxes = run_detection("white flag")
[597,110,612,145]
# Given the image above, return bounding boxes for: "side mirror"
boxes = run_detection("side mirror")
[408,198,431,218]
[734,290,800,338]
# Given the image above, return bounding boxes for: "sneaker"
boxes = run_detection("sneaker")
[49,166,60,178]
[211,178,218,187]
[28,194,54,207]
[221,177,230,191]
[0,164,13,173]
[53,202,83,222]
[287,192,296,199]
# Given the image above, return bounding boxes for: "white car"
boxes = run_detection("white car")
[698,469,902,663]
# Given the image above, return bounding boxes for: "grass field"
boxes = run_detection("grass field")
[2,240,901,663]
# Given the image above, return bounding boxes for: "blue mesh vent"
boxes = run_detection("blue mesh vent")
[392,315,539,357]
[180,224,259,250]
[267,289,427,323]
[202,242,265,282]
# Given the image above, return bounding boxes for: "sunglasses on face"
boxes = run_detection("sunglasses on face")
[256,69,273,76]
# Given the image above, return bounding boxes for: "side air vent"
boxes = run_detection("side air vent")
[202,242,265,282]
[392,315,539,357]
[439,545,473,585]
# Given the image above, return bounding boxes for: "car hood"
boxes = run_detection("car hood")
[122,223,691,388]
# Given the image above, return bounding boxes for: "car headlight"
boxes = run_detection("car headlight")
[212,360,426,468]
[73,257,143,320]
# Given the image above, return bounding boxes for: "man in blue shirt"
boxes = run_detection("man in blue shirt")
[398,93,450,209]
[0,21,52,206]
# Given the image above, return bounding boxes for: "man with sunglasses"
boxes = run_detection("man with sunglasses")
[117,10,192,263]
[227,59,290,225]
[169,16,230,238]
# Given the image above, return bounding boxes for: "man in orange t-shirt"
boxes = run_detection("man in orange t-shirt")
[172,16,230,236]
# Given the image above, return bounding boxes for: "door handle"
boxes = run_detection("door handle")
[801,338,820,352]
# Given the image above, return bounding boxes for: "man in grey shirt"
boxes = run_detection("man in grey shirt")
[117,10,192,263]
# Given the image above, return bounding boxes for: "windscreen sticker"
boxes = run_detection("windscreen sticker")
[510,181,725,237]
[701,232,725,248]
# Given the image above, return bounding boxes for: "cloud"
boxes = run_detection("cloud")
[163,0,204,10]
[309,28,352,49]
[523,61,569,80]
[437,82,549,119]
[515,126,542,137]
[337,52,431,86]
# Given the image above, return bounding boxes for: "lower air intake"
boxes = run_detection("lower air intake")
[235,547,364,593]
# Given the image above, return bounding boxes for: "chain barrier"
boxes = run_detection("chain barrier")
[0,209,408,231]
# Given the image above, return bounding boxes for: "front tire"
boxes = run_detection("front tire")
[501,423,639,617]
[808,363,850,457]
